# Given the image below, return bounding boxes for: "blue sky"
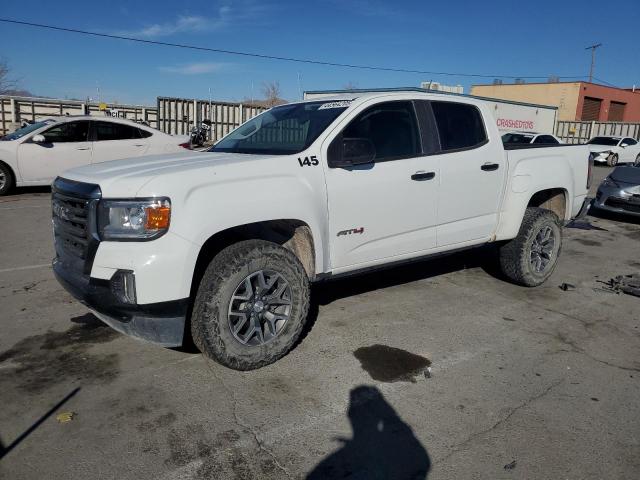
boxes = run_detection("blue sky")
[2,0,639,105]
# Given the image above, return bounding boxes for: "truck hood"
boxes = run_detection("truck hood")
[60,151,279,196]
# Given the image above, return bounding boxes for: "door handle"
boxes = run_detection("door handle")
[411,171,436,181]
[133,144,145,147]
[76,147,90,151]
[481,163,499,171]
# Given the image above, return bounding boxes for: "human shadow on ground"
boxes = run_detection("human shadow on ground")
[307,385,430,479]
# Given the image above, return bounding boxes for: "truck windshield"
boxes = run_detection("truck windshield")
[587,137,619,146]
[210,101,350,155]
[1,119,55,141]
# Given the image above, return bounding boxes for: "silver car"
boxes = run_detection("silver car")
[594,166,640,217]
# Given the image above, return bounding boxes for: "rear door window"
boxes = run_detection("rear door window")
[41,121,90,143]
[431,101,487,151]
[94,121,141,141]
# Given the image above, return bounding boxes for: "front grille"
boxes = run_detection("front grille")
[605,197,640,213]
[52,177,101,272]
[53,192,91,259]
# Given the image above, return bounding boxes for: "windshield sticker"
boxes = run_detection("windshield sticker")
[318,100,353,110]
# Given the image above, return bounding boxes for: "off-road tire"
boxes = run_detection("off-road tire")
[607,154,619,167]
[191,239,310,370]
[498,207,562,287]
[0,162,14,196]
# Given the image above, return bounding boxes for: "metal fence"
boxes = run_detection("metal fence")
[0,95,268,141]
[157,97,266,141]
[0,95,158,135]
[556,120,640,144]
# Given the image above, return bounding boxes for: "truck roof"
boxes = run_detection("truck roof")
[303,87,558,110]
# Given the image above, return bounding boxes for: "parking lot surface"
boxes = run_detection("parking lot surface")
[1,167,639,479]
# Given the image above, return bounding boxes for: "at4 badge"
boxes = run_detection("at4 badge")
[337,227,364,236]
[298,155,319,167]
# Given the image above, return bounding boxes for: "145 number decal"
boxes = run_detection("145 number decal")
[298,156,319,167]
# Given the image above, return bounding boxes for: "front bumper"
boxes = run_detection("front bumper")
[53,258,188,347]
[594,185,640,217]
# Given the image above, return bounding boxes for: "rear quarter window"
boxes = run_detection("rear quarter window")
[431,101,487,151]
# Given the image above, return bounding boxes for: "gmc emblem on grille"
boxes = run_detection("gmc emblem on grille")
[53,201,71,221]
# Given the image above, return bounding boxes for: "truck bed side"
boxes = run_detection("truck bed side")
[494,144,590,241]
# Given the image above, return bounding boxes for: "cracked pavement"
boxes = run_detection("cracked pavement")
[1,167,639,479]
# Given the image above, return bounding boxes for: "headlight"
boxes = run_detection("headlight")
[98,198,171,241]
[601,177,619,188]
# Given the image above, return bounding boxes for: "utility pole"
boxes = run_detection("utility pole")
[585,43,602,83]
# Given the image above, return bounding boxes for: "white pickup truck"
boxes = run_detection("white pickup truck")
[51,90,592,370]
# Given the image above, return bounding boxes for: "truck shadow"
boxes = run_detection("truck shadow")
[306,385,430,479]
[312,245,503,306]
[294,246,503,349]
[3,186,51,198]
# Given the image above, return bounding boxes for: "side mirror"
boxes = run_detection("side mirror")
[328,136,376,168]
[32,134,46,144]
[620,143,629,148]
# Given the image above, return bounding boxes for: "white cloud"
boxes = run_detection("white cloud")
[158,62,230,75]
[120,2,273,38]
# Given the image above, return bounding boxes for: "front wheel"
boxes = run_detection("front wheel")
[607,153,619,167]
[498,207,562,287]
[191,239,310,370]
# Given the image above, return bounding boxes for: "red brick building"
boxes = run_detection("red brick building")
[471,82,640,122]
[577,83,640,121]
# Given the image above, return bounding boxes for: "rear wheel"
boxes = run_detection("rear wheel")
[0,163,14,196]
[498,207,562,287]
[191,239,310,370]
[634,154,640,167]
[607,153,619,167]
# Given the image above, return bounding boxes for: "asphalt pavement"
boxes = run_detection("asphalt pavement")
[1,166,639,479]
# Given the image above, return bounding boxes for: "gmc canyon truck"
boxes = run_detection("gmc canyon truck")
[51,89,592,370]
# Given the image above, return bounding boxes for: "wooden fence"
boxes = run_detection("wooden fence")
[0,95,157,135]
[555,120,640,144]
[157,97,266,141]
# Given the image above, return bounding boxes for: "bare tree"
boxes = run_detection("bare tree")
[261,81,283,107]
[0,59,31,96]
[0,59,17,94]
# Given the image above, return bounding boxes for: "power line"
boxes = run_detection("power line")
[0,17,584,81]
[592,76,617,88]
